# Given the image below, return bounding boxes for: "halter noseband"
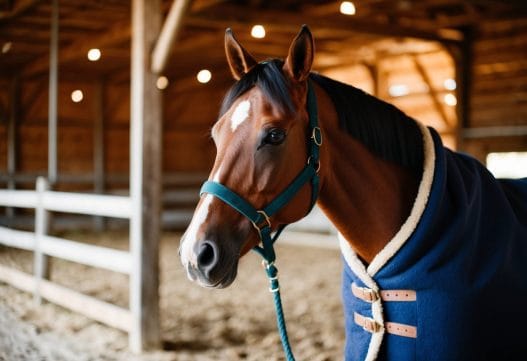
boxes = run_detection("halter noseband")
[199,79,321,361]
[200,79,321,264]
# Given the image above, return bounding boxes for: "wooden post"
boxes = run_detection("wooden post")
[448,28,473,151]
[129,0,162,352]
[93,80,105,231]
[48,0,58,185]
[364,63,379,97]
[6,75,19,225]
[34,177,50,304]
[412,56,453,128]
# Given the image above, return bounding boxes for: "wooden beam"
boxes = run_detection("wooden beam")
[129,0,162,352]
[34,177,50,304]
[363,63,379,97]
[6,75,19,225]
[0,0,40,20]
[47,0,58,184]
[0,264,133,332]
[185,3,464,45]
[22,19,131,77]
[151,0,192,74]
[411,55,453,128]
[93,79,105,231]
[447,28,473,149]
[462,126,527,139]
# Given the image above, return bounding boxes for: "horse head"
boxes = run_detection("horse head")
[179,26,319,288]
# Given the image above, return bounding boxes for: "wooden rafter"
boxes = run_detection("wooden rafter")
[411,55,453,128]
[185,4,464,44]
[0,0,40,21]
[21,19,130,77]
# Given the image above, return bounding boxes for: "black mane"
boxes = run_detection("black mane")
[309,73,424,175]
[220,60,424,175]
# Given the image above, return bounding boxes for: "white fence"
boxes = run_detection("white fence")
[0,177,136,334]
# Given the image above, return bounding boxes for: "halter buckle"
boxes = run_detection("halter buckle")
[251,210,271,233]
[311,127,323,146]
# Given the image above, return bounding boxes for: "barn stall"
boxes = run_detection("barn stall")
[0,0,527,359]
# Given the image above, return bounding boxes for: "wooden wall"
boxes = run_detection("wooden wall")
[464,18,527,162]
[2,20,526,187]
[0,75,223,191]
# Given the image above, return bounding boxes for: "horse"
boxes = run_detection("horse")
[179,26,527,361]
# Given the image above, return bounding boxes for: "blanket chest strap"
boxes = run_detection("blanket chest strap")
[351,282,416,302]
[354,312,418,339]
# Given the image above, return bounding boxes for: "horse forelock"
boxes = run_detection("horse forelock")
[219,59,295,119]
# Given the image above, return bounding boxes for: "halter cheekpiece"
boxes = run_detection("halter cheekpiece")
[199,78,321,361]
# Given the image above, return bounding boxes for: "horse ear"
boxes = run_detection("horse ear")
[283,25,314,82]
[225,28,257,80]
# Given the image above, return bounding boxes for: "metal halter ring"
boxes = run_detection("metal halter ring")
[269,285,280,293]
[307,156,321,173]
[311,127,323,146]
[262,260,275,269]
[251,210,272,232]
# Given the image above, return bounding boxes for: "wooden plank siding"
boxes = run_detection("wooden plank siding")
[464,18,527,161]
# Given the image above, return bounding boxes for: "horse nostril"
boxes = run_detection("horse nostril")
[197,241,218,276]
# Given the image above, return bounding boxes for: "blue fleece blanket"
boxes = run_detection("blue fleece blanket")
[340,126,527,361]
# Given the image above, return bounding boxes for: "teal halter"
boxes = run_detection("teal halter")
[199,79,321,361]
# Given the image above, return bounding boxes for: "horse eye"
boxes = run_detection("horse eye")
[263,128,286,146]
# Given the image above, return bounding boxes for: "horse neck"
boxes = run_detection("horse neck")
[314,84,420,265]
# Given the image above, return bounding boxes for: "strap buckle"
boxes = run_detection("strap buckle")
[250,210,271,233]
[351,283,379,302]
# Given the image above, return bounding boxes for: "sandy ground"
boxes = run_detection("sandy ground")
[0,231,345,361]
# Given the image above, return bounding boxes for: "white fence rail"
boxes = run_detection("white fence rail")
[0,177,135,335]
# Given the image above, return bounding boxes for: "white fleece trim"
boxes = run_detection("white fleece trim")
[367,121,435,276]
[339,235,385,361]
[339,122,435,361]
[366,300,385,361]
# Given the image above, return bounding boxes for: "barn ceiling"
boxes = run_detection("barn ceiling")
[1,0,527,82]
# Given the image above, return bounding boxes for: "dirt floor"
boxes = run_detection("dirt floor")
[0,231,345,361]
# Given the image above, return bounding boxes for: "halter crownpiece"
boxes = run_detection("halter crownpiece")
[199,78,321,361]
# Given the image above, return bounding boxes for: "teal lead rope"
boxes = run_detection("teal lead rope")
[200,79,321,361]
[254,225,295,360]
[264,259,296,361]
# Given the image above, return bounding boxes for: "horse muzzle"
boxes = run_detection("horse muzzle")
[180,237,239,289]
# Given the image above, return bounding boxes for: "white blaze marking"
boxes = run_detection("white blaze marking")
[230,100,251,132]
[180,166,223,275]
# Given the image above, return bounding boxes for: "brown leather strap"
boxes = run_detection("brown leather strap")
[381,289,416,301]
[351,282,379,302]
[354,312,381,333]
[385,321,417,338]
[354,312,417,339]
[351,283,416,302]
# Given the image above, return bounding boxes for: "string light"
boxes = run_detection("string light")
[156,76,169,90]
[340,1,356,15]
[443,78,457,90]
[2,42,12,54]
[87,48,101,61]
[197,69,212,84]
[251,25,266,39]
[71,90,84,103]
[444,93,457,106]
[388,84,409,97]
